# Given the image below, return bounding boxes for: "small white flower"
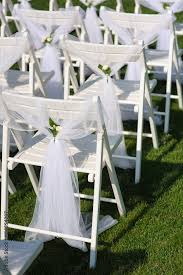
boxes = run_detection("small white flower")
[42,36,53,44]
[42,36,47,44]
[46,37,53,43]
[55,126,62,132]
[102,65,110,71]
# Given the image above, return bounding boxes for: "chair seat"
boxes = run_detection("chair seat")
[8,134,121,174]
[0,240,43,275]
[146,48,183,68]
[71,75,157,104]
[0,70,53,95]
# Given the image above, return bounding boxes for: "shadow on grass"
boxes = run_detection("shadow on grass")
[26,240,147,275]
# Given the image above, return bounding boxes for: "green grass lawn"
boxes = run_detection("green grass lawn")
[6,1,183,274]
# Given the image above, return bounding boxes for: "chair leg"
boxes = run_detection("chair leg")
[89,133,103,269]
[0,160,16,194]
[144,80,159,149]
[164,60,173,133]
[11,131,39,195]
[135,86,145,184]
[1,124,10,240]
[103,131,126,216]
[173,51,183,109]
[8,177,16,194]
[25,165,39,196]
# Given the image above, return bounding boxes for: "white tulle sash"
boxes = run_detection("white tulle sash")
[25,137,87,251]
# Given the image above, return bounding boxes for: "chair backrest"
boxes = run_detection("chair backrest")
[2,92,104,131]
[61,37,146,97]
[135,0,180,13]
[62,38,143,65]
[14,7,83,29]
[14,6,87,41]
[100,8,173,33]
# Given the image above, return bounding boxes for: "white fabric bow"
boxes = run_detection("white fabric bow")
[13,5,76,99]
[100,8,171,80]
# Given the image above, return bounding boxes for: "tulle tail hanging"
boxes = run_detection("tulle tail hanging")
[25,138,87,252]
[102,76,135,169]
[84,7,103,43]
[41,44,64,99]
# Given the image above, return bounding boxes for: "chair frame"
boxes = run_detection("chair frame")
[1,93,126,269]
[61,38,159,183]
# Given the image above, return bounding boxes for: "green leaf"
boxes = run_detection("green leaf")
[98,64,103,71]
[49,118,59,128]
[163,3,170,9]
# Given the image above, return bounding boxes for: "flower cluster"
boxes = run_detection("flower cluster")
[49,118,61,138]
[163,3,170,9]
[98,64,112,76]
[42,35,53,45]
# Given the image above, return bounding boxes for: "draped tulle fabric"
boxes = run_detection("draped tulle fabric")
[25,138,87,251]
[100,8,171,80]
[75,1,104,43]
[13,5,78,98]
[84,7,103,43]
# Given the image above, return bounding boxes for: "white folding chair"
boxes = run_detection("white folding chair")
[1,92,126,269]
[13,5,88,90]
[61,37,159,183]
[0,36,53,195]
[100,9,183,133]
[0,240,43,275]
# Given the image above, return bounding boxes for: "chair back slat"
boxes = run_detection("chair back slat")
[2,92,100,126]
[15,8,83,28]
[62,39,143,64]
[100,9,172,30]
